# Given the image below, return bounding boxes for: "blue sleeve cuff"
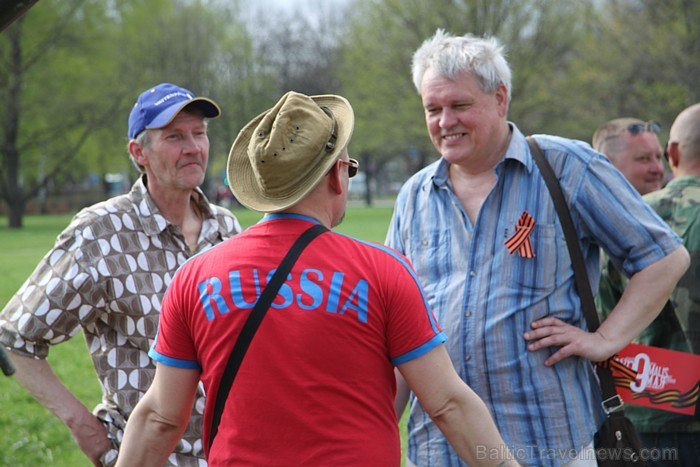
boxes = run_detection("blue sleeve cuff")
[148,348,201,371]
[391,332,447,366]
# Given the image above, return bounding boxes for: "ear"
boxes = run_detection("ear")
[328,160,343,195]
[666,142,680,168]
[495,83,509,117]
[128,139,147,167]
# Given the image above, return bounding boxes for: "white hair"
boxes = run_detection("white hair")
[411,29,512,102]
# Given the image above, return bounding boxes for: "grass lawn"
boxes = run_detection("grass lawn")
[0,204,407,466]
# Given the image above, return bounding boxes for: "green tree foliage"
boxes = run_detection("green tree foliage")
[0,0,124,227]
[339,0,595,199]
[0,0,275,226]
[3,0,700,222]
[501,1,597,139]
[339,0,699,178]
[338,0,437,198]
[87,0,269,191]
[248,1,347,96]
[570,0,700,140]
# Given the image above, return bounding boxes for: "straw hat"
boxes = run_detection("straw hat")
[227,91,354,213]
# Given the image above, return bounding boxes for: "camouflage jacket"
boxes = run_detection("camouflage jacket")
[596,174,700,433]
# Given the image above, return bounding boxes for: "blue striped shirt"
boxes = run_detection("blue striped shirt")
[386,124,682,467]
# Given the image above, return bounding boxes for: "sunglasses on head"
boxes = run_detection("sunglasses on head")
[339,158,359,178]
[626,121,661,135]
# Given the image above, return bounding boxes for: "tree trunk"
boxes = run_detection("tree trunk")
[2,19,25,228]
[8,202,23,228]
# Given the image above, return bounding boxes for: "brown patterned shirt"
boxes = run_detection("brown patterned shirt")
[0,176,241,466]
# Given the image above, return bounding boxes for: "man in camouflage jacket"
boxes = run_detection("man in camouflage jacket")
[599,103,700,466]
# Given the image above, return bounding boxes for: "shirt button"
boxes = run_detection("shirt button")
[464,310,471,317]
[464,354,471,361]
[422,240,428,245]
[469,270,476,277]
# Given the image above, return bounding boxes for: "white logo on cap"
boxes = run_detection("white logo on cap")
[154,92,191,107]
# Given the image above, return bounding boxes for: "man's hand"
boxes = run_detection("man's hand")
[9,353,111,466]
[524,316,616,366]
[68,411,111,466]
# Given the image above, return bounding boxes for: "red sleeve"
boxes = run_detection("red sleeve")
[382,249,445,365]
[150,267,200,369]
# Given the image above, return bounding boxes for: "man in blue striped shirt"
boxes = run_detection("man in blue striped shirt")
[387,29,689,467]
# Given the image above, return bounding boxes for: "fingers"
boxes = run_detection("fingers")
[542,346,574,366]
[524,330,576,366]
[522,317,568,344]
[525,313,623,367]
[524,317,588,366]
[529,316,565,330]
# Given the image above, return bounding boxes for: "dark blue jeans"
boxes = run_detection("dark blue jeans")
[639,432,700,467]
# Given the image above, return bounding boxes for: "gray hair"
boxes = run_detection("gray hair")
[411,29,512,103]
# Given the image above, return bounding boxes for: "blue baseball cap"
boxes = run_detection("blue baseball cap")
[128,83,221,139]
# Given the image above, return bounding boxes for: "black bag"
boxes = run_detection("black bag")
[527,137,646,466]
[594,411,646,466]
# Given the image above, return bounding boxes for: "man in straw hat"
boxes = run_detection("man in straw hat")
[116,91,518,466]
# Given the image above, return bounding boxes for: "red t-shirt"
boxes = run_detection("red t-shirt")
[151,214,445,466]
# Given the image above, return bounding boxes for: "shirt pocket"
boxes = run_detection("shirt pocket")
[405,227,467,324]
[506,222,559,293]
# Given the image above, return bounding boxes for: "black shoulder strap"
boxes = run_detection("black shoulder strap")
[526,137,620,406]
[526,137,600,331]
[208,223,328,451]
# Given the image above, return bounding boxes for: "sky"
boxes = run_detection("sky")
[250,0,351,17]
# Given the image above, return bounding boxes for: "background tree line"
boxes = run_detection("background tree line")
[1,0,698,227]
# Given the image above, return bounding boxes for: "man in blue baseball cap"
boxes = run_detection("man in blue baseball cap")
[128,82,221,139]
[0,83,241,466]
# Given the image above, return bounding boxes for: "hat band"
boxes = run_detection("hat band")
[320,106,337,152]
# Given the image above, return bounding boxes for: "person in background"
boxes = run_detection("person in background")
[0,83,241,466]
[599,105,700,466]
[115,91,518,467]
[386,29,689,467]
[592,117,670,353]
[656,103,700,356]
[591,118,665,196]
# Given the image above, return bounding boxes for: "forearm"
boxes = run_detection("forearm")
[9,351,110,464]
[10,352,97,428]
[598,246,690,353]
[430,388,518,466]
[116,405,185,467]
[400,346,519,466]
[117,364,199,466]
